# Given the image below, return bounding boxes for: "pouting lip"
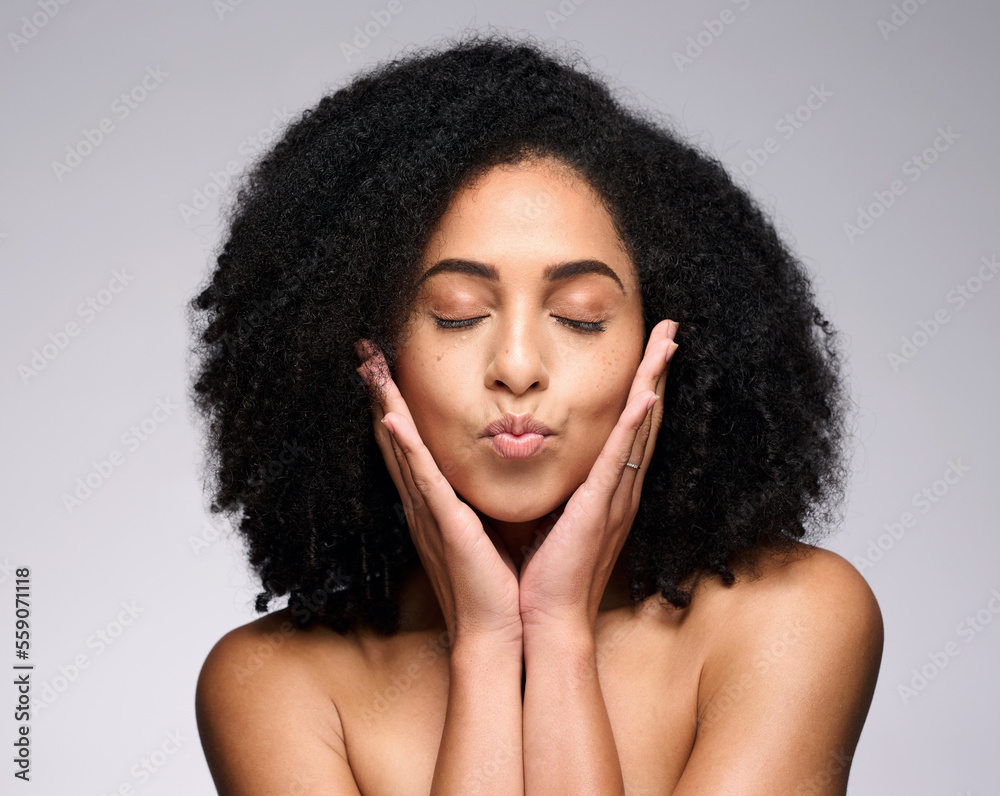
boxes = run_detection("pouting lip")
[483,411,553,437]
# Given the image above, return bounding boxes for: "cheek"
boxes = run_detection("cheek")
[570,345,639,419]
[393,346,470,449]
[558,349,639,480]
[395,335,444,397]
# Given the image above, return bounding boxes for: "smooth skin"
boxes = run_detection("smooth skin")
[356,156,672,794]
[195,156,883,796]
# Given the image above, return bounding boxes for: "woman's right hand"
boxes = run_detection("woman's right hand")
[355,339,523,648]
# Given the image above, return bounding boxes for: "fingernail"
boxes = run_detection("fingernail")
[646,394,658,413]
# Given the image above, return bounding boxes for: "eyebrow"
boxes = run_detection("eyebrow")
[416,258,626,295]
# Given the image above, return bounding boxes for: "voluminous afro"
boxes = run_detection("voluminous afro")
[187,31,851,635]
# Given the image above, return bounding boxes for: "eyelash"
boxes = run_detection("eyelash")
[434,315,607,333]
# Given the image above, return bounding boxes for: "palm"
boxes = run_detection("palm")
[356,317,676,638]
[356,339,522,640]
[517,319,678,631]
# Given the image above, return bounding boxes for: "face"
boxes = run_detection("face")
[393,156,645,548]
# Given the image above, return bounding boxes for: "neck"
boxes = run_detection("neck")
[484,515,545,572]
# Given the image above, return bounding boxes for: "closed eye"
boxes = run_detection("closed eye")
[557,317,606,333]
[433,315,606,333]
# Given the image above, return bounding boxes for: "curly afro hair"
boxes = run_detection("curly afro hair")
[187,30,851,635]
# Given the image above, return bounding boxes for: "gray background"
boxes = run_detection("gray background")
[2,1,998,793]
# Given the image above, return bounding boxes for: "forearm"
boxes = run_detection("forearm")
[522,625,624,796]
[432,635,524,795]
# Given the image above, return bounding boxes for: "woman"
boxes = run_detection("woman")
[190,32,883,795]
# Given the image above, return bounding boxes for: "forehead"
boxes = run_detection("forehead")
[419,156,636,289]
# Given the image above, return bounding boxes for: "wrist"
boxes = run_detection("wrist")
[522,617,595,659]
[523,623,599,691]
[450,624,524,664]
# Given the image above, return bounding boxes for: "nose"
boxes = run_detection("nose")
[483,308,549,397]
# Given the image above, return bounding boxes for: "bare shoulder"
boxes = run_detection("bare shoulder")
[195,608,363,796]
[714,541,882,624]
[670,542,885,793]
[695,541,884,684]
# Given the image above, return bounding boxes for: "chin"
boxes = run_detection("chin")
[457,481,568,525]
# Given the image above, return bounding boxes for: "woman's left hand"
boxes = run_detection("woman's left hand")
[517,318,679,636]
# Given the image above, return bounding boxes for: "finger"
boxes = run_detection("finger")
[354,337,377,362]
[553,390,656,560]
[356,342,419,429]
[360,367,397,462]
[357,342,478,554]
[629,336,678,471]
[362,346,470,515]
[626,319,676,406]
[516,330,671,576]
[615,320,679,512]
[577,388,659,515]
[624,339,679,508]
[355,341,426,513]
[617,390,659,514]
[381,411,469,530]
[618,328,674,480]
[627,320,678,453]
[374,398,424,512]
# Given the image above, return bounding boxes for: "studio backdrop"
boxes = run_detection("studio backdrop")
[2,1,997,793]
